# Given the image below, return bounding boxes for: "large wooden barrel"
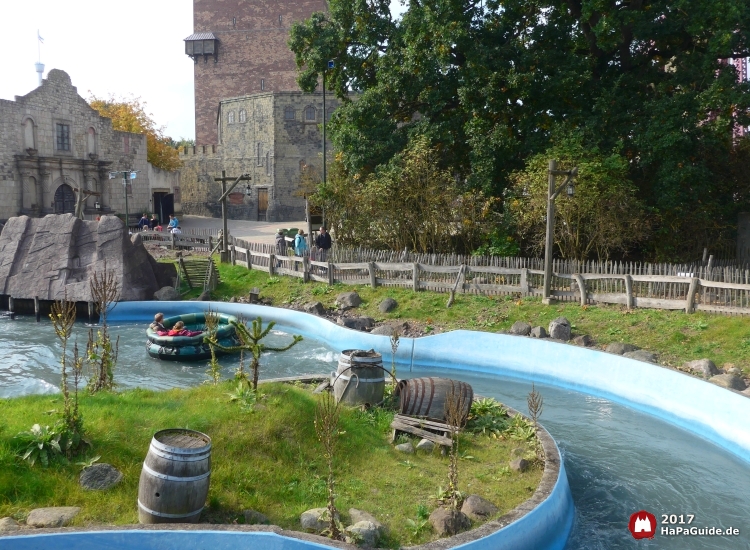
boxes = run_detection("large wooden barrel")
[332,349,386,406]
[396,377,474,423]
[137,429,212,524]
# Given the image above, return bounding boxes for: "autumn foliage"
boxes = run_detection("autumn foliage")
[88,94,181,172]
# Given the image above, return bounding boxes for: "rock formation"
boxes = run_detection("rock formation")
[0,214,175,302]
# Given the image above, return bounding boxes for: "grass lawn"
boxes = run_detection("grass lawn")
[0,382,542,547]
[198,263,750,376]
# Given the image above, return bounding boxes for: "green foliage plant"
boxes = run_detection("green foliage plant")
[204,308,223,385]
[315,391,342,540]
[405,504,432,541]
[205,317,303,391]
[15,423,65,467]
[444,383,469,510]
[87,261,120,393]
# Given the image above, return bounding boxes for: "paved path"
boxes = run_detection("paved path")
[177,215,309,244]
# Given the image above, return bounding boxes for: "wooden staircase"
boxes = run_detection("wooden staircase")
[178,257,221,290]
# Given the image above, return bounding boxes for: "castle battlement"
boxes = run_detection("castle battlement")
[178,145,221,158]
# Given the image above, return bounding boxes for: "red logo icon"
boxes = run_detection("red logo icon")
[629,510,657,539]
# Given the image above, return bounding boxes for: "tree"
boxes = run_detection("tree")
[88,94,182,172]
[291,0,750,260]
[509,131,649,260]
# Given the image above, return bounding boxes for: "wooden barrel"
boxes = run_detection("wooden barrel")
[137,429,212,524]
[396,377,474,423]
[332,349,386,406]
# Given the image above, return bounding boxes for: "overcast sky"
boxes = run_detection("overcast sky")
[3,1,406,141]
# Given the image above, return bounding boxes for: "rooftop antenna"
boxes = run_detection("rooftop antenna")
[35,30,44,87]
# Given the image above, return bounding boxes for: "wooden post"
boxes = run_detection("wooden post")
[230,244,236,266]
[707,255,714,273]
[624,274,633,310]
[248,250,253,270]
[685,277,699,314]
[702,247,708,263]
[328,262,334,286]
[369,262,377,288]
[573,274,586,306]
[171,231,176,250]
[520,268,530,294]
[34,296,40,322]
[412,263,419,291]
[269,254,276,276]
[8,296,14,313]
[542,160,557,304]
[208,235,213,255]
[303,255,310,283]
[88,301,95,323]
[178,257,192,288]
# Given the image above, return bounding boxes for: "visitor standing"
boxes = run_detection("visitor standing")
[294,229,308,256]
[315,227,332,262]
[275,228,287,267]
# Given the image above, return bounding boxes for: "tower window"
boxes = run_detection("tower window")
[257,143,262,165]
[305,106,316,121]
[228,111,235,124]
[284,106,295,120]
[261,79,265,91]
[279,15,283,25]
[239,109,246,123]
[56,123,70,151]
[232,17,236,26]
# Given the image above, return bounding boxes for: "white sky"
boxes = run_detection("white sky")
[3,1,406,141]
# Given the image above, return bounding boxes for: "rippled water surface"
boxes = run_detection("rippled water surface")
[2,316,749,549]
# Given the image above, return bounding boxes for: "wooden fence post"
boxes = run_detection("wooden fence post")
[303,255,310,283]
[269,254,276,276]
[328,262,334,286]
[369,262,377,288]
[624,274,633,310]
[230,244,236,266]
[171,232,176,250]
[208,236,213,254]
[573,274,587,306]
[520,268,530,294]
[685,277,699,314]
[412,263,419,291]
[248,250,253,270]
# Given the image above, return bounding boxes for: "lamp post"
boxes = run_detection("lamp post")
[322,60,334,227]
[542,159,577,305]
[109,170,137,230]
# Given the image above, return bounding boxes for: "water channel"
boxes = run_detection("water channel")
[1,316,748,549]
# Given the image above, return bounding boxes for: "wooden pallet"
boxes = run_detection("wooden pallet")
[390,414,454,447]
[178,257,222,289]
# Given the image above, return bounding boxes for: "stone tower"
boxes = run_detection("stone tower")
[186,0,328,145]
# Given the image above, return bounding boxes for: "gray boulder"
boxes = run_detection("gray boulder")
[243,509,269,525]
[548,317,571,341]
[395,442,414,453]
[461,495,499,522]
[726,366,742,376]
[709,374,747,391]
[197,289,212,301]
[349,509,384,530]
[300,507,338,532]
[154,286,181,301]
[379,297,398,313]
[370,322,408,336]
[684,359,719,379]
[530,326,548,338]
[416,439,435,453]
[623,350,658,363]
[510,458,529,472]
[605,342,640,355]
[0,517,20,532]
[345,521,381,547]
[304,301,326,316]
[336,291,361,310]
[338,317,375,331]
[79,463,123,491]
[509,321,532,336]
[26,507,80,528]
[572,335,595,347]
[429,507,471,536]
[0,214,174,302]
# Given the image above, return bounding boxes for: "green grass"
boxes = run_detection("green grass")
[207,262,750,374]
[0,383,541,546]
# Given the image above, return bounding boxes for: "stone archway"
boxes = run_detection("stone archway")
[54,184,76,214]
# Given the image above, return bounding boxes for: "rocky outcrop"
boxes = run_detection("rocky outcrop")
[684,359,719,379]
[26,507,80,528]
[0,214,175,302]
[509,321,532,336]
[548,317,571,341]
[79,463,123,491]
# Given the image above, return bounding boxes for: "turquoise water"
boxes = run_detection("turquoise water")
[1,316,748,548]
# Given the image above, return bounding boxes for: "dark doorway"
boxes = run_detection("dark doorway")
[54,184,76,214]
[153,192,174,226]
[257,188,268,221]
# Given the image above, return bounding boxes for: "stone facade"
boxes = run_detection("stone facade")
[190,0,328,145]
[0,69,154,224]
[180,91,342,222]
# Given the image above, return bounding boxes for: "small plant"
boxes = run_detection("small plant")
[266,277,281,285]
[75,455,102,471]
[87,260,120,393]
[204,307,223,385]
[507,415,536,442]
[527,384,545,461]
[315,391,343,540]
[466,397,509,437]
[227,382,258,412]
[444,382,469,510]
[311,285,334,296]
[15,423,64,467]
[405,504,431,540]
[390,328,400,384]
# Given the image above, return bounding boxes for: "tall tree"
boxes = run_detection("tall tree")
[88,94,182,172]
[290,0,750,260]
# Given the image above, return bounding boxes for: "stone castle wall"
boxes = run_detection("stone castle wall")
[191,0,328,144]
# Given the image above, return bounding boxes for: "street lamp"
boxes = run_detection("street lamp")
[322,59,334,228]
[542,159,577,305]
[109,170,137,229]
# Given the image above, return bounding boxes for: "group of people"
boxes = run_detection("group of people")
[137,214,181,233]
[275,226,332,260]
[150,313,203,337]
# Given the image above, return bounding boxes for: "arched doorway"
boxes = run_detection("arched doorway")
[54,184,76,214]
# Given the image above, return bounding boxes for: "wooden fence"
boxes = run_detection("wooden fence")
[137,232,750,316]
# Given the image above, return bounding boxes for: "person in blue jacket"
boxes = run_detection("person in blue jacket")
[294,229,308,256]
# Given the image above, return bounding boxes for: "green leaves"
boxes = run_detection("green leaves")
[15,423,66,467]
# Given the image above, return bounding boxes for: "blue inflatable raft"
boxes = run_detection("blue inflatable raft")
[146,312,241,361]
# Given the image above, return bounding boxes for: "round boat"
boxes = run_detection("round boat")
[146,312,241,361]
